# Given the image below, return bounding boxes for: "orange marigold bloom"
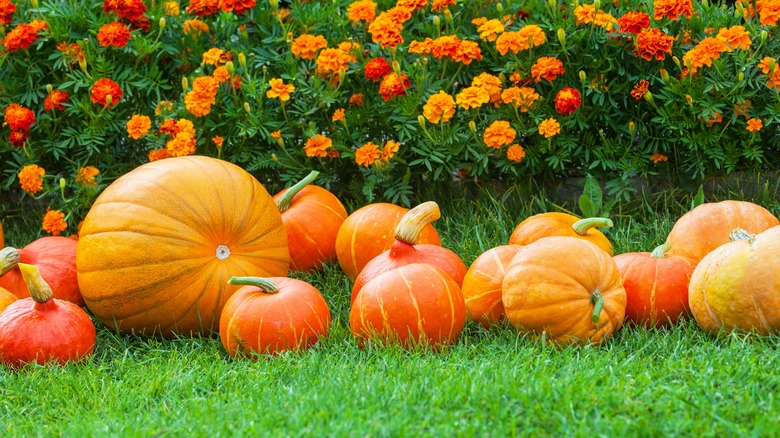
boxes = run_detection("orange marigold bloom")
[212,136,224,148]
[456,86,490,110]
[126,114,151,139]
[423,90,456,124]
[97,22,131,48]
[617,11,650,34]
[266,78,295,101]
[531,57,564,82]
[757,0,780,26]
[716,26,751,51]
[409,38,434,55]
[386,4,414,23]
[42,208,68,236]
[650,153,668,163]
[304,134,332,158]
[91,78,122,108]
[44,89,69,112]
[733,100,752,118]
[635,28,675,61]
[270,130,282,140]
[452,40,483,65]
[9,130,28,147]
[472,17,488,26]
[166,131,197,157]
[219,0,256,15]
[653,0,693,20]
[202,48,225,66]
[76,166,100,187]
[291,34,328,60]
[538,118,561,138]
[0,0,16,26]
[700,112,723,126]
[183,19,210,36]
[378,72,410,101]
[355,142,381,167]
[148,148,171,162]
[483,120,516,149]
[213,66,230,83]
[682,37,730,75]
[332,108,345,122]
[477,19,505,42]
[347,0,376,23]
[496,28,544,55]
[18,164,45,194]
[1,22,44,52]
[502,86,540,112]
[575,4,617,29]
[4,103,35,131]
[185,75,219,116]
[746,118,763,132]
[431,35,461,59]
[506,144,525,163]
[554,87,581,115]
[368,12,403,48]
[472,72,502,104]
[349,93,365,106]
[186,0,219,16]
[56,42,83,66]
[431,0,455,11]
[164,1,180,15]
[631,80,650,100]
[364,57,391,82]
[381,140,400,163]
[316,47,352,76]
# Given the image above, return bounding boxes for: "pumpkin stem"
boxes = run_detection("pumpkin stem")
[394,201,441,245]
[590,289,604,324]
[572,217,613,236]
[0,247,21,276]
[276,170,320,213]
[729,228,755,242]
[650,242,672,258]
[18,263,53,303]
[227,277,279,294]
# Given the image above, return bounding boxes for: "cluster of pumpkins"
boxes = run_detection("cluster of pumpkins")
[1,156,779,368]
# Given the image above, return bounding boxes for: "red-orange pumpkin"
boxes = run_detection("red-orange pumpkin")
[508,212,614,255]
[351,201,466,303]
[462,244,524,328]
[220,276,331,357]
[77,156,290,336]
[0,287,17,314]
[350,263,466,349]
[613,242,696,327]
[0,236,82,306]
[273,171,348,272]
[0,264,96,368]
[666,200,779,264]
[335,203,441,280]
[502,236,626,345]
[0,221,4,246]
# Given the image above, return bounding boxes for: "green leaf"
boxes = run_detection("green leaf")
[579,174,602,217]
[691,185,705,209]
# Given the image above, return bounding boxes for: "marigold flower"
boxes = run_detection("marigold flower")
[501,86,540,112]
[213,66,230,83]
[408,38,434,56]
[531,57,565,82]
[291,34,328,60]
[148,148,171,162]
[682,37,730,74]
[477,19,505,42]
[76,166,100,187]
[452,40,483,65]
[506,144,525,162]
[355,142,381,167]
[0,0,16,26]
[212,136,224,148]
[347,0,376,23]
[202,48,225,66]
[220,0,256,15]
[126,115,151,139]
[381,140,400,162]
[56,42,83,66]
[185,75,219,116]
[700,112,723,126]
[631,80,650,100]
[431,35,461,59]
[456,86,490,109]
[716,26,751,51]
[538,118,561,138]
[472,72,502,104]
[304,134,332,158]
[635,28,675,61]
[166,131,197,157]
[97,22,131,48]
[332,108,345,123]
[42,208,68,236]
[368,12,403,48]
[733,100,752,118]
[617,11,650,34]
[472,17,488,27]
[386,5,414,23]
[270,130,282,141]
[266,78,295,101]
[9,130,28,147]
[316,48,352,76]
[186,0,219,16]
[431,0,455,11]
[43,90,69,112]
[4,103,35,131]
[483,120,516,149]
[554,87,581,115]
[183,19,210,36]
[349,93,365,106]
[18,164,45,194]
[757,0,780,26]
[103,0,149,30]
[378,72,410,101]
[653,0,693,20]
[91,78,122,108]
[364,58,392,82]
[496,27,545,55]
[163,1,180,15]
[1,22,44,52]
[746,118,763,132]
[423,91,456,124]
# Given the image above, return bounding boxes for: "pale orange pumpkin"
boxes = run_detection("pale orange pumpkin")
[508,212,614,255]
[0,287,17,314]
[77,156,290,336]
[462,244,524,328]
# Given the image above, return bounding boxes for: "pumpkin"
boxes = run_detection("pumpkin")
[0,220,4,246]
[613,242,696,327]
[508,212,614,255]
[0,287,17,314]
[350,263,466,349]
[666,200,779,264]
[688,227,780,335]
[220,276,331,357]
[502,236,626,345]
[0,236,82,306]
[0,264,96,368]
[77,156,290,336]
[462,244,524,328]
[335,203,441,280]
[351,201,466,303]
[273,171,348,272]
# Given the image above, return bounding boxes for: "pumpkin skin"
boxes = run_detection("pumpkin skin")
[613,243,696,327]
[502,237,626,345]
[220,277,331,357]
[0,287,17,314]
[350,263,466,349]
[351,201,466,303]
[335,203,441,280]
[666,200,779,264]
[688,227,780,335]
[0,237,82,306]
[77,156,290,336]
[0,220,4,246]
[0,264,96,368]
[273,171,348,272]
[462,244,524,328]
[508,212,614,255]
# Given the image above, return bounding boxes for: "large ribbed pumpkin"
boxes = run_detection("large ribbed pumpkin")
[77,156,290,336]
[508,212,614,255]
[462,244,524,328]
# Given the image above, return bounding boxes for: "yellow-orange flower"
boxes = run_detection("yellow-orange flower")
[506,144,526,162]
[631,80,650,100]
[185,75,219,117]
[431,0,455,11]
[202,48,225,66]
[155,101,174,115]
[378,72,410,101]
[42,208,67,236]
[496,26,546,55]
[501,87,540,112]
[483,120,516,149]
[653,0,693,20]
[76,166,100,187]
[747,118,763,132]
[18,164,45,194]
[270,130,282,140]
[758,0,780,26]
[266,78,295,101]
[423,91,456,124]
[164,1,180,15]
[304,134,332,157]
[126,114,151,139]
[635,28,675,61]
[451,40,483,65]
[148,148,171,162]
[213,66,230,83]
[97,22,131,48]
[291,34,328,60]
[347,0,376,23]
[381,140,400,163]
[212,136,223,148]
[183,19,209,36]
[355,142,381,167]
[367,12,403,48]
[456,86,490,110]
[331,108,345,123]
[650,153,668,163]
[531,57,565,82]
[349,93,365,106]
[575,4,617,29]
[409,38,434,55]
[166,131,197,157]
[477,19,505,42]
[716,26,751,51]
[538,118,561,138]
[316,47,352,76]
[682,37,730,74]
[472,72,502,104]
[431,35,461,59]
[734,100,752,118]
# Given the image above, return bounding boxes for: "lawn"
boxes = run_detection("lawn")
[2,183,780,437]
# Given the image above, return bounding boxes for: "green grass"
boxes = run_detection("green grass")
[2,183,780,437]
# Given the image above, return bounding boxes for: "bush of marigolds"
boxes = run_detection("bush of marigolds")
[1,0,780,235]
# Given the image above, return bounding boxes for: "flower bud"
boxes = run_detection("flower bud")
[738,71,745,82]
[433,15,441,29]
[226,61,235,75]
[46,84,53,95]
[182,76,189,92]
[629,121,636,138]
[159,17,166,31]
[761,30,768,43]
[269,0,278,9]
[497,3,504,13]
[244,102,251,114]
[468,120,476,133]
[105,94,113,107]
[392,60,401,74]
[701,0,708,7]
[549,0,557,9]
[31,0,38,7]
[444,9,453,25]
[78,56,88,75]
[642,91,653,104]
[59,178,66,191]
[593,0,600,10]
[557,28,566,47]
[660,68,669,82]
[418,115,426,129]
[238,53,247,69]
[272,153,278,161]
[735,0,744,15]
[685,94,693,107]
[286,32,293,43]
[672,56,681,70]
[579,70,586,82]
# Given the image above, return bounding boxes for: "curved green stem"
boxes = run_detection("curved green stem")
[590,289,604,324]
[0,247,20,276]
[276,170,319,213]
[394,201,440,244]
[572,217,613,235]
[227,277,279,294]
[18,263,53,303]
[650,242,672,258]
[729,228,755,242]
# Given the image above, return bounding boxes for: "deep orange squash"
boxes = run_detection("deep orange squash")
[0,221,4,246]
[688,227,780,335]
[502,236,626,345]
[350,201,466,303]
[0,287,17,314]
[613,243,696,327]
[350,263,466,349]
[462,244,524,328]
[220,276,331,357]
[77,156,290,336]
[508,212,613,255]
[335,203,441,280]
[666,200,779,264]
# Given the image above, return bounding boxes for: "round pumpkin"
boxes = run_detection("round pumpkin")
[77,156,290,336]
[0,287,17,314]
[350,263,466,349]
[351,201,466,303]
[508,212,614,255]
[613,242,696,327]
[336,203,441,280]
[502,236,626,345]
[688,227,780,335]
[273,171,348,272]
[0,220,4,246]
[0,264,96,368]
[462,244,524,328]
[0,236,82,306]
[220,276,331,357]
[666,200,779,264]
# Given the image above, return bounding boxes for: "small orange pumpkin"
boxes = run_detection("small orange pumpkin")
[462,244,524,328]
[508,212,613,255]
[0,287,17,314]
[502,236,626,345]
